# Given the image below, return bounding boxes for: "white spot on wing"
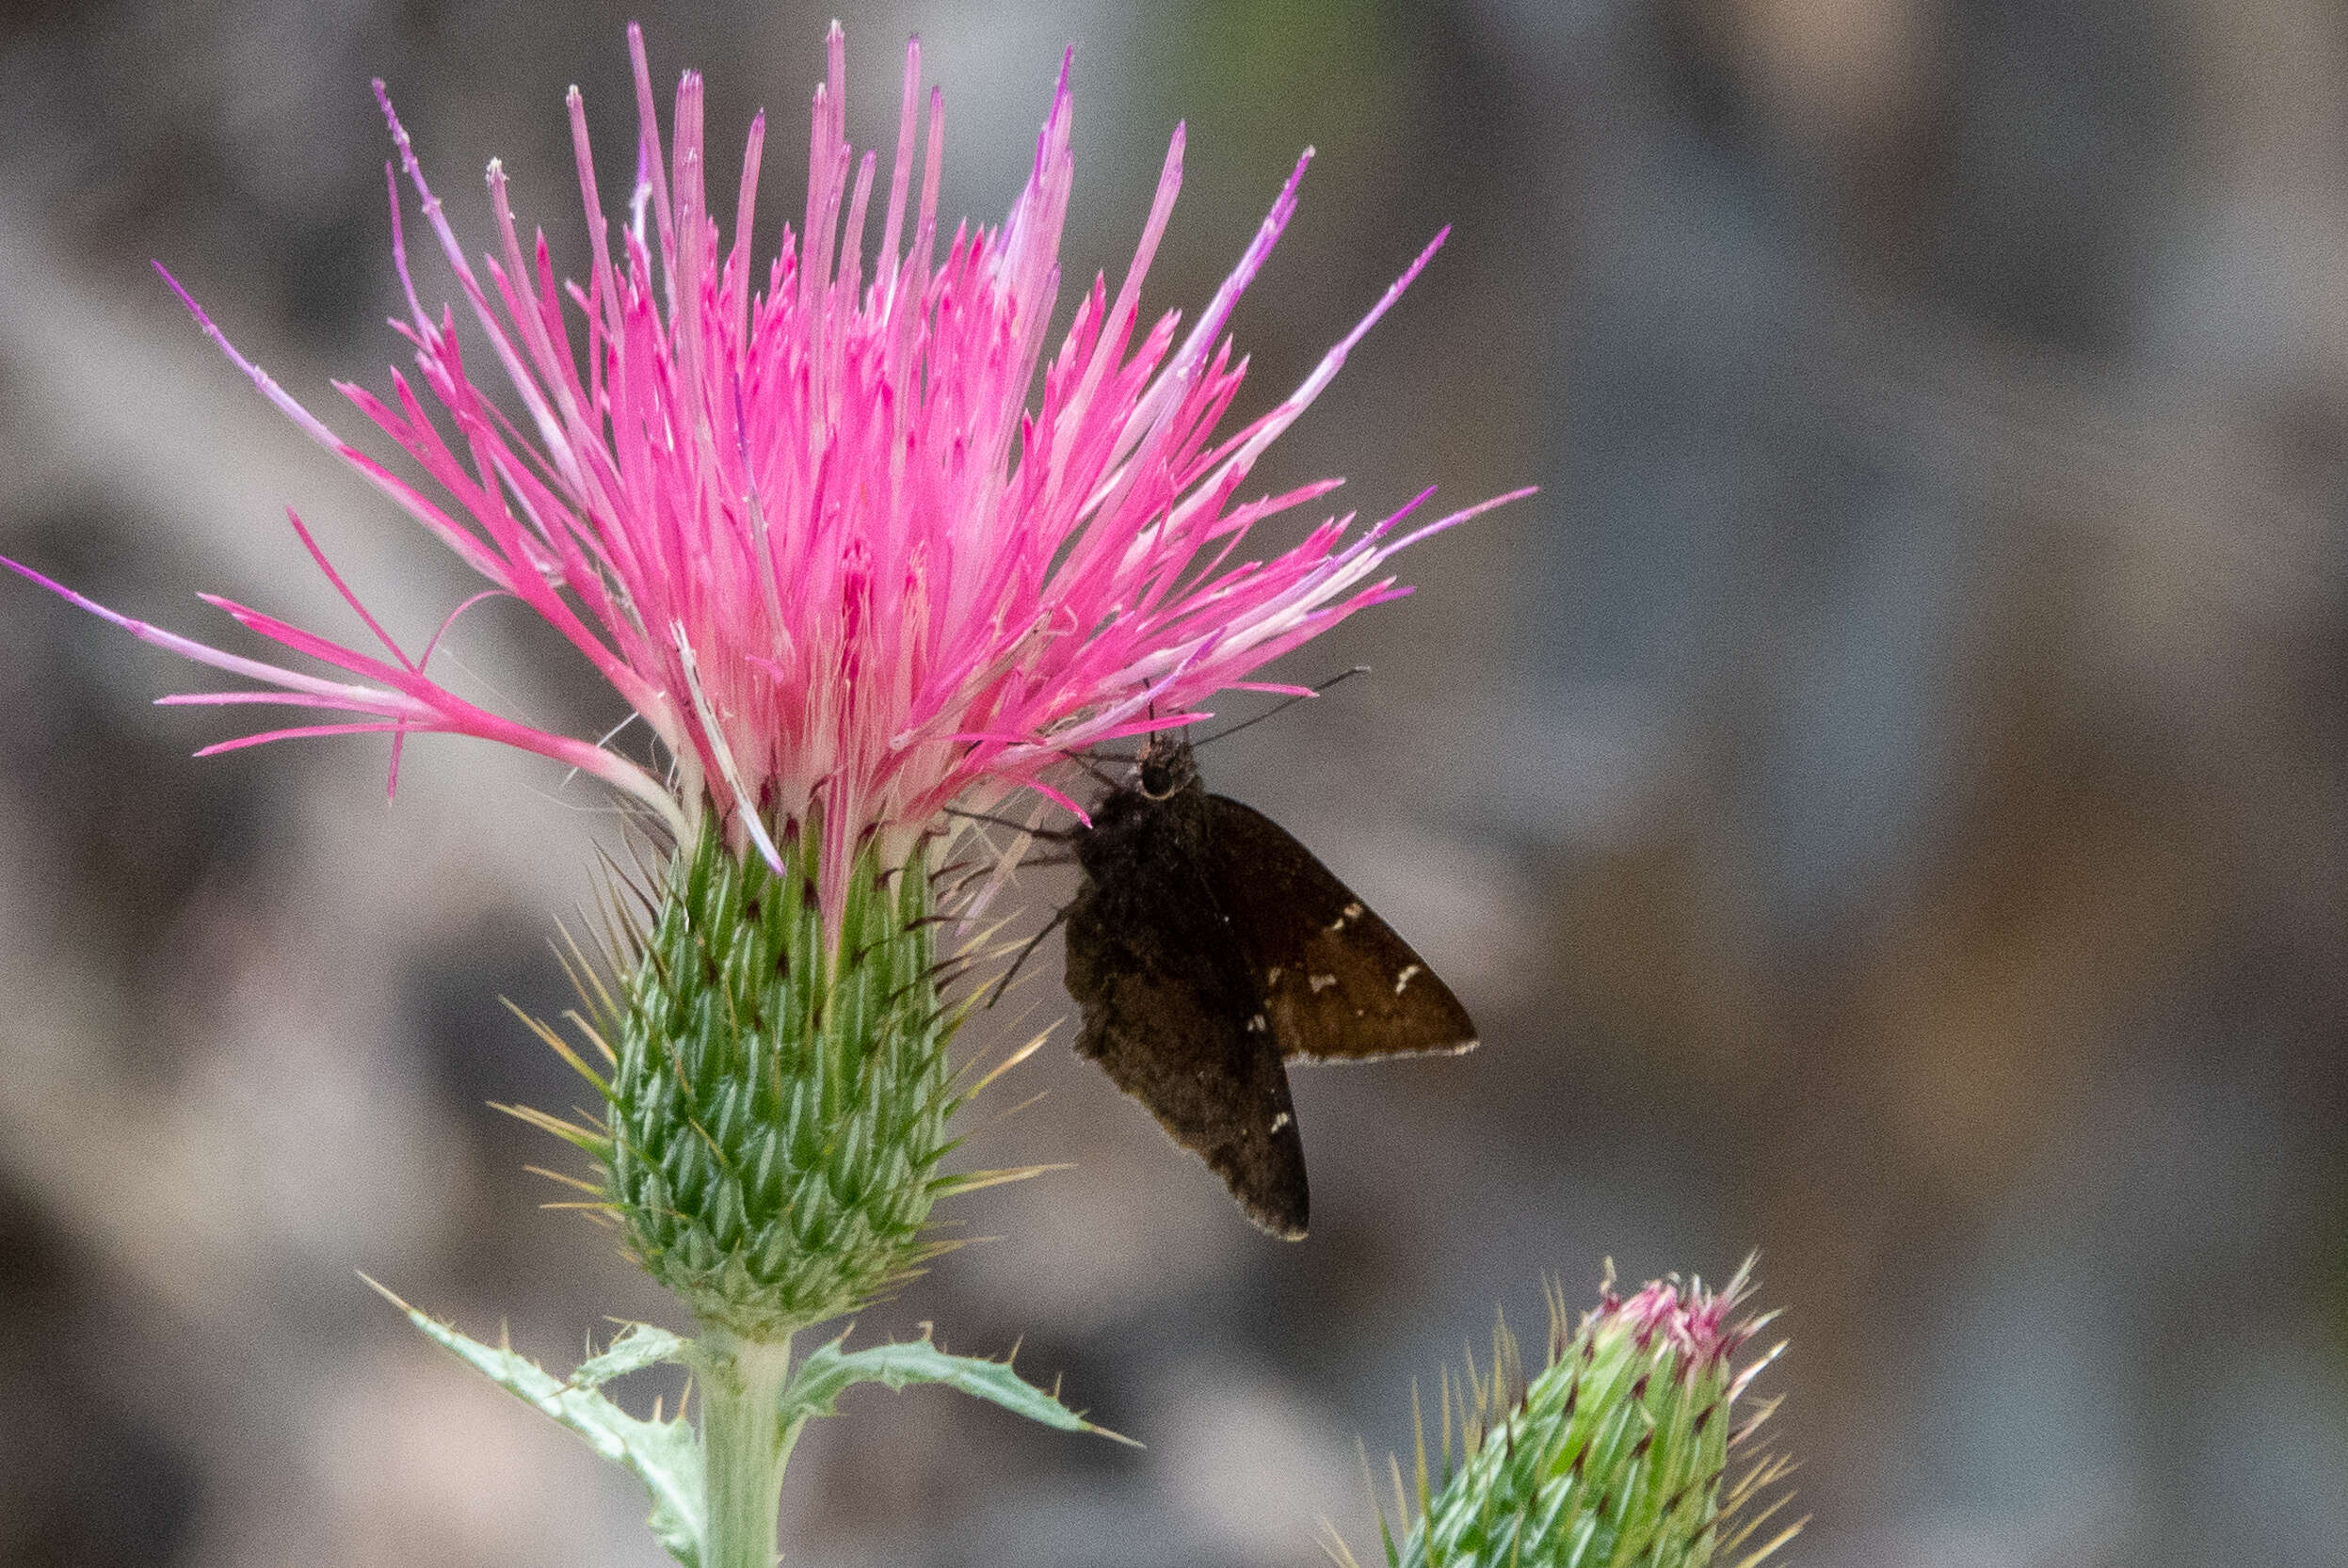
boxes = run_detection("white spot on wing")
[1246,1013,1267,1032]
[1309,973,1337,993]
[1269,1112,1292,1134]
[1394,964,1423,995]
[1324,901,1366,935]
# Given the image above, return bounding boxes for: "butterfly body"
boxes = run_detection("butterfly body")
[1062,736,1477,1240]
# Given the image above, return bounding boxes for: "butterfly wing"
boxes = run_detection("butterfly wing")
[1063,851,1311,1240]
[1205,796,1479,1062]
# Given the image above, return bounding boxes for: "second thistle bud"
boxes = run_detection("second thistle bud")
[594,821,961,1341]
[1373,1262,1797,1568]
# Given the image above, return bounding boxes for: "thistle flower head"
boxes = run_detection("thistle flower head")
[10,24,1536,1344]
[1353,1261,1801,1568]
[14,23,1525,932]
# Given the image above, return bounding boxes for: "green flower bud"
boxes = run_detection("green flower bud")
[1359,1261,1799,1568]
[520,820,984,1342]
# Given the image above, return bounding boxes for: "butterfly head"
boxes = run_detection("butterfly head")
[1134,732,1199,801]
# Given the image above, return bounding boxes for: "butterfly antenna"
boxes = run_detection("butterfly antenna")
[1196,665,1370,749]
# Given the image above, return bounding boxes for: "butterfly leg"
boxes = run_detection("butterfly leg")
[984,904,1070,1010]
[942,806,1076,841]
[1061,752,1126,790]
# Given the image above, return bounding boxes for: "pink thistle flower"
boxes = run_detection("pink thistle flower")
[8,24,1528,923]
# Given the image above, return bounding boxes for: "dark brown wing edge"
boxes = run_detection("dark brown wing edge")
[1205,795,1479,1063]
[1063,880,1311,1239]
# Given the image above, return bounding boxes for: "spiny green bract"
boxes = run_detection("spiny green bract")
[1353,1263,1800,1568]
[587,822,969,1340]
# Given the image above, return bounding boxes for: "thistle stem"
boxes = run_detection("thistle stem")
[699,1331,799,1568]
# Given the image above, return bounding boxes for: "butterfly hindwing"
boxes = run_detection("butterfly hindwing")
[1204,795,1479,1063]
[1063,769,1311,1240]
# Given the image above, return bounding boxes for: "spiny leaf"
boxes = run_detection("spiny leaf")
[574,1321,692,1387]
[365,1278,704,1568]
[781,1328,1136,1445]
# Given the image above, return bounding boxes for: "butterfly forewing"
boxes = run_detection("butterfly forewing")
[1204,796,1479,1062]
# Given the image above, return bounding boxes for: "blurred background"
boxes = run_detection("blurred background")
[1,0,2344,1564]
